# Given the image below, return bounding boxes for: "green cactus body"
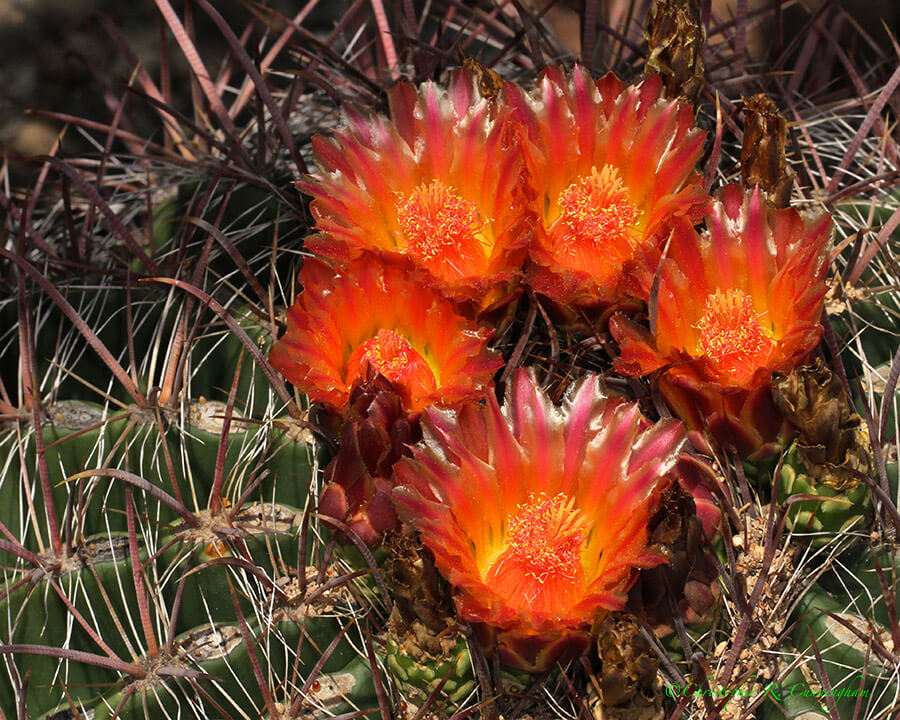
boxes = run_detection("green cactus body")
[0,404,144,564]
[0,400,309,565]
[820,543,900,631]
[0,535,148,716]
[0,392,322,715]
[758,664,832,720]
[791,587,898,719]
[86,621,376,720]
[169,403,316,519]
[17,558,374,720]
[3,289,162,405]
[155,535,247,632]
[188,306,275,415]
[264,421,318,510]
[171,399,256,499]
[778,442,872,542]
[286,655,380,720]
[149,187,180,251]
[156,503,317,633]
[385,628,475,716]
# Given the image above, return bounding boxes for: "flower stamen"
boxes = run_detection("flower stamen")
[694,289,774,380]
[396,181,485,269]
[485,492,589,612]
[556,165,641,256]
[344,328,436,390]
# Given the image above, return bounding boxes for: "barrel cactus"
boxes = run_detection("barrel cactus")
[1,0,898,718]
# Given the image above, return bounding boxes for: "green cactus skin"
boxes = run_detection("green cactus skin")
[85,622,376,720]
[188,306,276,415]
[2,531,375,718]
[820,542,900,631]
[175,401,316,510]
[385,629,476,716]
[0,387,324,716]
[0,397,316,555]
[791,587,898,719]
[0,407,143,565]
[777,442,872,543]
[0,535,147,716]
[758,664,832,720]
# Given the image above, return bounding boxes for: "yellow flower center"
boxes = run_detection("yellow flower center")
[358,329,417,376]
[396,180,485,272]
[484,492,589,613]
[693,289,774,380]
[344,328,436,392]
[556,165,640,256]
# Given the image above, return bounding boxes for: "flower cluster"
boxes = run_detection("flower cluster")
[268,64,831,675]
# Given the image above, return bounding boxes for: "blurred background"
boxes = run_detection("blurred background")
[1,0,897,172]
[0,0,332,165]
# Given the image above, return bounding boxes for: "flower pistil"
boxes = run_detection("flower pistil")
[396,180,487,269]
[693,288,774,380]
[485,492,589,612]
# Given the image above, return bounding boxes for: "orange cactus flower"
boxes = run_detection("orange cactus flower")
[506,66,708,306]
[299,69,532,306]
[269,256,503,414]
[610,184,832,458]
[393,369,686,671]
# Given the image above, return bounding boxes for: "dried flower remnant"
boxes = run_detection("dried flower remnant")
[645,0,706,105]
[459,53,504,100]
[773,358,872,483]
[590,613,664,719]
[506,66,708,307]
[393,369,688,671]
[741,93,794,209]
[382,532,475,714]
[773,359,873,538]
[269,257,503,415]
[611,184,831,458]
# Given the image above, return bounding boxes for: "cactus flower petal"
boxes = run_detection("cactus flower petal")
[611,185,831,458]
[269,256,503,415]
[393,368,689,671]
